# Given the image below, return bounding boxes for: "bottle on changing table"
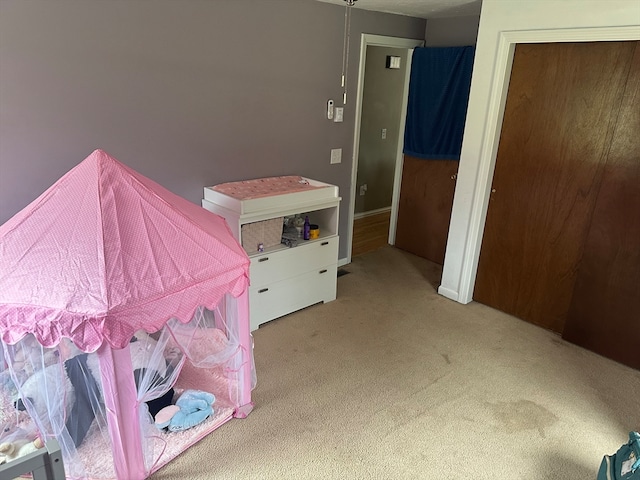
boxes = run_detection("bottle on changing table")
[303,215,310,240]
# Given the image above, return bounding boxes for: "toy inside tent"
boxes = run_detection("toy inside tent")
[0,150,255,479]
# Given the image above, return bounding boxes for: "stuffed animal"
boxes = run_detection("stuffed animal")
[12,331,177,448]
[129,331,169,378]
[0,422,41,466]
[7,335,60,382]
[154,390,215,432]
[0,436,43,465]
[14,331,167,416]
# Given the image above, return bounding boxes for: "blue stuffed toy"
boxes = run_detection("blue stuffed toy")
[154,390,215,432]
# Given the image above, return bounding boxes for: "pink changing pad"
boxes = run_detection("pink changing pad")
[211,176,322,200]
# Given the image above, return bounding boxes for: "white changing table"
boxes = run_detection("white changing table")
[202,176,341,331]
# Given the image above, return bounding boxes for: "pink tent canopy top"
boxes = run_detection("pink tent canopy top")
[0,149,250,351]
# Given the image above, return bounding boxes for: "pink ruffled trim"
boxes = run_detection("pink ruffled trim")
[0,274,248,351]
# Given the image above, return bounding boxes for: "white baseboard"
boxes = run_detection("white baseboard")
[353,207,391,220]
[437,285,459,302]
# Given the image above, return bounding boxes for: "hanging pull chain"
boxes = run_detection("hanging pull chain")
[341,0,357,105]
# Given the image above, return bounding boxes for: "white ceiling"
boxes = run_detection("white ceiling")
[314,0,482,19]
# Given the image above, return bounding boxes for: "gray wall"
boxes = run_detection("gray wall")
[425,15,480,46]
[355,46,408,214]
[0,0,425,261]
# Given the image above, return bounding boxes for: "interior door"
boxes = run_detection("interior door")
[473,41,637,333]
[562,43,640,370]
[395,155,457,264]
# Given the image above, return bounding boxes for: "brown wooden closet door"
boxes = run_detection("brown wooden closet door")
[562,43,640,370]
[473,42,637,333]
[395,155,457,264]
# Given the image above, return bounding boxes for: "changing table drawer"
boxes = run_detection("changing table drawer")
[249,263,337,330]
[249,236,338,288]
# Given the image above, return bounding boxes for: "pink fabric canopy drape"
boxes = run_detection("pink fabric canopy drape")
[0,149,250,352]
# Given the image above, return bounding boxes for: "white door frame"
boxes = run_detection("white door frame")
[345,34,424,265]
[438,25,640,303]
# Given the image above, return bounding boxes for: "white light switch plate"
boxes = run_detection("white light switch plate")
[330,148,342,164]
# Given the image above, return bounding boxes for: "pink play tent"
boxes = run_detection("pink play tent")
[0,150,255,479]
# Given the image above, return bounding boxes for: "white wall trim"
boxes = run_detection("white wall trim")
[346,33,424,265]
[503,25,640,44]
[388,49,415,245]
[438,286,459,302]
[353,206,391,220]
[358,34,425,49]
[439,24,640,304]
[454,28,515,303]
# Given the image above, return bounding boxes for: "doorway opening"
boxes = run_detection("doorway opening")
[347,34,423,261]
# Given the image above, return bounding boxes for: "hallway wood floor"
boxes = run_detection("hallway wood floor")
[351,210,391,257]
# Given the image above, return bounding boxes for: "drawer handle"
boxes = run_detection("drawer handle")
[321,241,329,246]
[319,269,328,274]
[258,257,269,262]
[258,288,269,293]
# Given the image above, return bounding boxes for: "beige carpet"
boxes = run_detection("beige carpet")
[150,246,640,480]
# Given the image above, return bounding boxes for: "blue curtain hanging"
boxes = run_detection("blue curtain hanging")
[403,46,475,160]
